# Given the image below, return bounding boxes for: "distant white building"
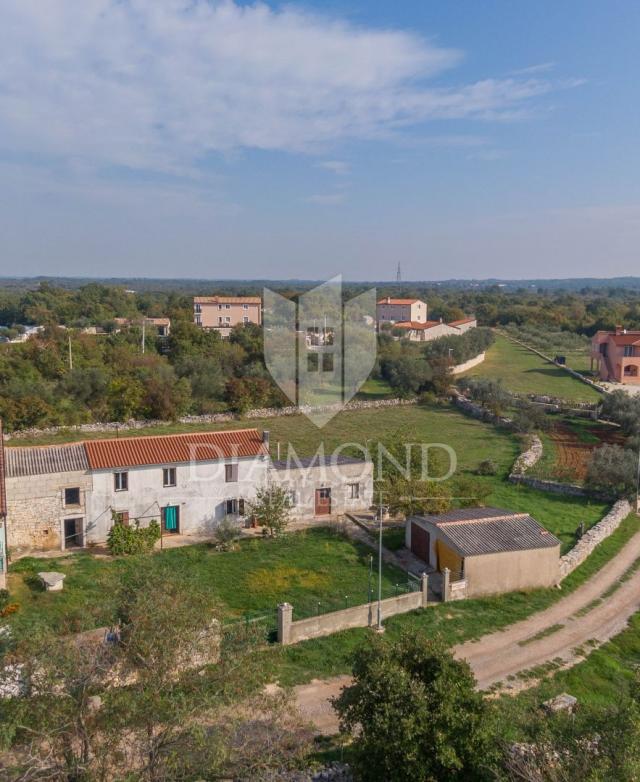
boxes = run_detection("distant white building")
[376,297,427,327]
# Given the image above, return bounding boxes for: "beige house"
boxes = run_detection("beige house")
[393,319,461,342]
[448,317,477,334]
[376,297,427,327]
[406,507,560,597]
[194,296,262,337]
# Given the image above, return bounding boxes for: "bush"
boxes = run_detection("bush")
[107,517,161,556]
[214,516,242,551]
[585,444,637,499]
[475,459,498,476]
[0,588,10,611]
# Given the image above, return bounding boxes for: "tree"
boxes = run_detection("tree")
[586,444,637,499]
[379,475,452,517]
[248,484,292,536]
[512,402,553,434]
[335,632,498,781]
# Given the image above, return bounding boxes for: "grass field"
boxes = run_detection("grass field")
[467,335,602,403]
[6,528,408,636]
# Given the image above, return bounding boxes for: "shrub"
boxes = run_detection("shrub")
[214,516,242,551]
[475,459,498,476]
[107,517,161,556]
[0,588,10,610]
[585,444,637,499]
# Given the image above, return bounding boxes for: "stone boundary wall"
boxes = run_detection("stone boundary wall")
[508,474,589,497]
[510,435,543,476]
[4,352,487,441]
[450,352,486,376]
[558,499,632,580]
[3,397,419,441]
[452,391,513,427]
[277,574,429,644]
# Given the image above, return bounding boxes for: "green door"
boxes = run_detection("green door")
[162,505,179,533]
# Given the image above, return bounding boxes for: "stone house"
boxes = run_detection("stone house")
[406,507,560,597]
[376,297,428,327]
[392,318,477,343]
[2,427,373,555]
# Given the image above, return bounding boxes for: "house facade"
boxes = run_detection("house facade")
[376,298,427,327]
[392,318,477,343]
[406,507,560,597]
[193,296,262,337]
[1,427,373,555]
[591,327,640,385]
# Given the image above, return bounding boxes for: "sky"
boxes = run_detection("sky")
[0,0,639,281]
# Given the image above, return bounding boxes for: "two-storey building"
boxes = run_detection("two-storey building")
[376,297,427,327]
[591,326,640,385]
[193,296,262,337]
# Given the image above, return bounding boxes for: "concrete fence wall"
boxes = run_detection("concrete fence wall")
[450,352,486,376]
[277,574,429,645]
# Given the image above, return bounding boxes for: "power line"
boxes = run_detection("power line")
[396,262,402,282]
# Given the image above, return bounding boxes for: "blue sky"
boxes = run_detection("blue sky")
[0,0,639,281]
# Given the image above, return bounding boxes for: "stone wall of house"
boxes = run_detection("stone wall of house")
[5,470,92,553]
[558,499,632,579]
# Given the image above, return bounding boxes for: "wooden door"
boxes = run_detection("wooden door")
[64,518,83,548]
[410,523,430,563]
[315,488,332,516]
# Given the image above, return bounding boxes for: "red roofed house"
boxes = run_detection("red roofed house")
[591,327,640,385]
[376,297,427,327]
[392,316,478,343]
[2,428,373,554]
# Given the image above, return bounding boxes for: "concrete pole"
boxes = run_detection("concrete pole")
[277,602,293,645]
[377,492,383,631]
[442,568,451,603]
[420,572,429,608]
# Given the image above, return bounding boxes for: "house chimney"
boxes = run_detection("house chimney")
[615,325,623,335]
[386,296,391,304]
[262,430,270,449]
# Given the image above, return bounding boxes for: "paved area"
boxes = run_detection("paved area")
[293,527,640,735]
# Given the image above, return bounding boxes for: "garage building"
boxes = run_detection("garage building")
[406,507,561,597]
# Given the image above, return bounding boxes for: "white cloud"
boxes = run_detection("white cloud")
[0,0,578,177]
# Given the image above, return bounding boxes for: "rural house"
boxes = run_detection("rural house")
[376,297,428,327]
[193,295,262,337]
[406,507,561,597]
[392,316,477,343]
[1,427,373,556]
[591,326,640,385]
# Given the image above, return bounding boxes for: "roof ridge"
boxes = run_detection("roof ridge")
[438,512,529,526]
[83,427,261,446]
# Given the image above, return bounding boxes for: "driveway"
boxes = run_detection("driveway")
[294,526,640,734]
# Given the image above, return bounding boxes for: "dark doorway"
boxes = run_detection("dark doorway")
[315,488,332,516]
[161,505,180,534]
[64,518,83,548]
[410,523,430,563]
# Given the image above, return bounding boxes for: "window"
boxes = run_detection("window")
[225,304,231,309]
[218,304,223,310]
[225,498,246,515]
[163,467,176,487]
[624,345,635,357]
[218,316,223,324]
[225,316,231,323]
[348,482,360,499]
[287,490,297,506]
[194,303,201,314]
[113,510,129,526]
[114,471,128,492]
[225,463,238,482]
[243,316,249,323]
[64,487,81,506]
[307,353,319,372]
[243,304,249,310]
[322,353,334,372]
[195,314,202,326]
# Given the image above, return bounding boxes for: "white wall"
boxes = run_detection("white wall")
[85,455,270,542]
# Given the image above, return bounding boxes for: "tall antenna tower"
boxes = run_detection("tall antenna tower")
[396,262,402,282]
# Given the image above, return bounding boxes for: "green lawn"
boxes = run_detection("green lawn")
[467,334,602,403]
[6,528,408,636]
[355,377,394,400]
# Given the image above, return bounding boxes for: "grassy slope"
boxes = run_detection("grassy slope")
[467,335,602,403]
[7,528,408,635]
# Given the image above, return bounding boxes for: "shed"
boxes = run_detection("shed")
[406,507,560,597]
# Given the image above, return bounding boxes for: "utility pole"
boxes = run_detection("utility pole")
[396,262,401,282]
[141,319,146,355]
[377,490,384,632]
[68,335,73,370]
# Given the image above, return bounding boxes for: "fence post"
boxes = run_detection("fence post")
[277,602,293,645]
[442,568,451,603]
[420,572,429,607]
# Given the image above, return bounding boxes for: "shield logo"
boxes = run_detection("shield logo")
[263,276,377,427]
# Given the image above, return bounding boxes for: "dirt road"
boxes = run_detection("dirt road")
[294,528,640,734]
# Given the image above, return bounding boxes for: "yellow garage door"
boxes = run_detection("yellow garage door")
[436,539,463,577]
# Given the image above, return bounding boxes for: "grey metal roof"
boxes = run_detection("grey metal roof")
[270,455,368,471]
[5,443,89,478]
[412,507,560,557]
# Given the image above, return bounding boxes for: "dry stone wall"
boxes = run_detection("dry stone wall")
[558,499,632,579]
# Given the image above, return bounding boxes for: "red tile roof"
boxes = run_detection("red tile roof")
[194,296,261,305]
[448,317,476,326]
[393,320,440,330]
[0,421,6,517]
[84,429,268,470]
[377,298,421,305]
